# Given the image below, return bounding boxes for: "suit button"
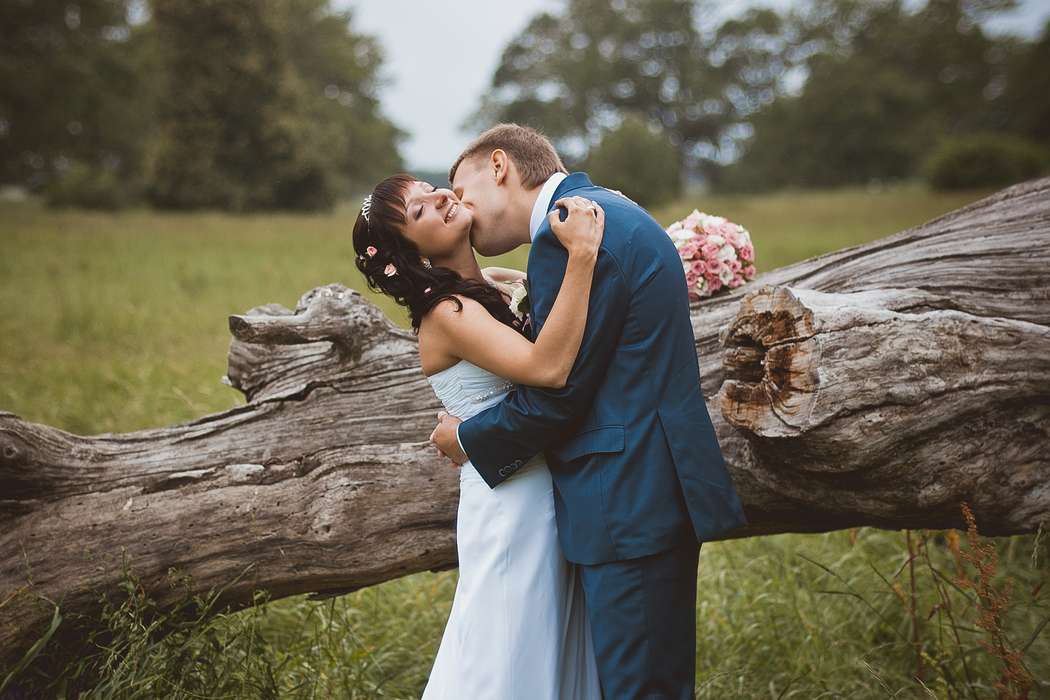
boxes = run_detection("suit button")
[499,466,510,477]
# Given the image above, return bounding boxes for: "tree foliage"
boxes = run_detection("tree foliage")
[999,18,1050,147]
[6,0,1048,203]
[0,0,402,211]
[719,0,1048,190]
[478,0,1047,193]
[148,0,402,211]
[0,0,153,191]
[585,113,681,207]
[922,132,1047,190]
[471,0,795,171]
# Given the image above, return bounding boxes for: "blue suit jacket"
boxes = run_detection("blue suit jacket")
[458,172,748,565]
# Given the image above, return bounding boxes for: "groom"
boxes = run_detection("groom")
[430,123,748,699]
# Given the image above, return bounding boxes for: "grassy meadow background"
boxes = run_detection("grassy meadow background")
[2,185,1048,698]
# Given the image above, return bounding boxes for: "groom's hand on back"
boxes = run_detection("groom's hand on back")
[430,411,466,467]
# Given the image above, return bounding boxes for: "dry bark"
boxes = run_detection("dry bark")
[2,177,1048,666]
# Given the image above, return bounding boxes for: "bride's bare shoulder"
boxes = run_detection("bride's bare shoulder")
[418,295,478,372]
[421,294,482,330]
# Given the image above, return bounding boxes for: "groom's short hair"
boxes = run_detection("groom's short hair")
[449,123,567,190]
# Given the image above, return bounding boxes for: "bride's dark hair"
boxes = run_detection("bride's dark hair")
[352,173,525,334]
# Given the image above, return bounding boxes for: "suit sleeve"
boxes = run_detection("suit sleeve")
[457,235,630,489]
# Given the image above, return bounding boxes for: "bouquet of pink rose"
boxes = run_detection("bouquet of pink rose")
[665,209,756,301]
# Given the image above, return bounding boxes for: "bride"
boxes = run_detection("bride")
[351,174,605,699]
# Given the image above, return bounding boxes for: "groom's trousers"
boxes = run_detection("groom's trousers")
[578,538,702,700]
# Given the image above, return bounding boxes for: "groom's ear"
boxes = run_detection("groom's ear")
[490,149,510,187]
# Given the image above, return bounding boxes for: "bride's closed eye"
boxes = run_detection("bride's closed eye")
[413,183,437,219]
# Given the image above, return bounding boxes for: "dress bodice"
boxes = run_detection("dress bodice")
[426,359,514,421]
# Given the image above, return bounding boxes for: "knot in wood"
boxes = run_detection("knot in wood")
[717,285,820,437]
[0,430,26,466]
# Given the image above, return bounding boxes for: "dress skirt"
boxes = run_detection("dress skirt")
[420,455,602,700]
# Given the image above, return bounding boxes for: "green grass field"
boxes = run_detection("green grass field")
[2,185,1047,698]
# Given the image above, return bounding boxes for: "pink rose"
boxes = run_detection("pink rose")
[678,240,700,259]
[727,258,741,272]
[690,259,707,275]
[366,245,377,257]
[713,222,737,240]
[739,243,754,261]
[383,263,397,277]
[701,241,721,259]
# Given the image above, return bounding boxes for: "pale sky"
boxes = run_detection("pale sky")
[346,0,1050,171]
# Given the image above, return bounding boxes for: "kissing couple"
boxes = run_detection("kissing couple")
[352,123,748,699]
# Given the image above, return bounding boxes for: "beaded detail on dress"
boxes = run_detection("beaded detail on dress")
[426,360,514,421]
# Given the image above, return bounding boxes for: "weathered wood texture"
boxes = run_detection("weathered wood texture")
[2,177,1048,665]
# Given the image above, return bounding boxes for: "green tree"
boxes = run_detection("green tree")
[147,0,402,211]
[922,132,1047,189]
[717,50,932,190]
[0,0,153,191]
[1000,19,1050,148]
[585,113,681,206]
[471,0,793,175]
[720,0,1027,190]
[278,0,404,197]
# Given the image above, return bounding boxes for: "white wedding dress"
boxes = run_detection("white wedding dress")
[421,358,602,700]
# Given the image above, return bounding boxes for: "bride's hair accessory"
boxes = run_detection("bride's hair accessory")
[383,263,398,277]
[366,245,377,257]
[361,194,374,223]
[422,257,433,269]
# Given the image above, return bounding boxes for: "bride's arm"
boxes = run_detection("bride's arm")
[425,198,604,389]
[480,266,526,284]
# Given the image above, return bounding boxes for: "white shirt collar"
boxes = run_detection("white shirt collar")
[529,171,568,241]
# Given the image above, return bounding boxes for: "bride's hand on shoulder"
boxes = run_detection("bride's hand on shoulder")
[548,196,604,261]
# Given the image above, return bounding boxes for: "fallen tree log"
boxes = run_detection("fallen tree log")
[2,177,1048,665]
